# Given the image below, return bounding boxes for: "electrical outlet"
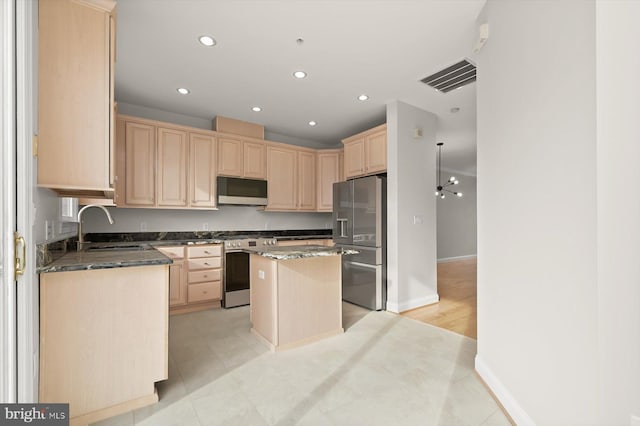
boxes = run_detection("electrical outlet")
[258,270,265,280]
[203,223,209,231]
[413,215,423,225]
[45,220,54,240]
[140,222,147,232]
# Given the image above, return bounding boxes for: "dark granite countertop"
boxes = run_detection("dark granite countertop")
[246,245,358,261]
[83,229,331,244]
[37,229,333,272]
[37,245,172,273]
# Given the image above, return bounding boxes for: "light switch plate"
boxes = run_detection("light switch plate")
[258,270,265,279]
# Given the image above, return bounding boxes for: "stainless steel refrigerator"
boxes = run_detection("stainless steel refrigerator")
[333,175,386,310]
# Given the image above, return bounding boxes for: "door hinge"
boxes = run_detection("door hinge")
[32,134,38,157]
[14,232,26,278]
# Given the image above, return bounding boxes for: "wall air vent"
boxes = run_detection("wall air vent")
[421,59,476,93]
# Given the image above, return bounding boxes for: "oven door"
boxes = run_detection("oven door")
[224,251,250,307]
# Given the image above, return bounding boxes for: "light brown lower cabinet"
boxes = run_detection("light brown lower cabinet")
[250,253,343,351]
[39,265,168,426]
[157,244,223,314]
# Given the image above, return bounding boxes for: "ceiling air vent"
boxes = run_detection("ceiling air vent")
[421,59,476,93]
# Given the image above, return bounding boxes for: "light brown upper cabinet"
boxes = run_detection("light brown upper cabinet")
[122,121,156,207]
[38,0,116,198]
[217,136,266,179]
[266,144,316,211]
[297,150,317,211]
[316,149,343,212]
[342,124,387,179]
[189,133,217,208]
[266,145,297,210]
[157,128,188,207]
[115,115,218,209]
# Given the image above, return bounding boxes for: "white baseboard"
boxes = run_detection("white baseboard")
[475,355,535,426]
[387,293,439,313]
[437,254,477,263]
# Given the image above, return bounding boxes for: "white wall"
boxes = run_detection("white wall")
[82,205,331,233]
[436,171,476,261]
[386,101,437,313]
[595,1,640,423]
[476,1,600,424]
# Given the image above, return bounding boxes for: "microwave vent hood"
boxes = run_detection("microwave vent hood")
[217,176,268,206]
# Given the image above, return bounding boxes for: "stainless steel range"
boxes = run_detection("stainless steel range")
[223,237,277,308]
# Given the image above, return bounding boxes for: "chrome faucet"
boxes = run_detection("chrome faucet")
[77,204,114,250]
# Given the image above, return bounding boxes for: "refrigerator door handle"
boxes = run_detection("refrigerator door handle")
[336,218,348,238]
[347,261,377,269]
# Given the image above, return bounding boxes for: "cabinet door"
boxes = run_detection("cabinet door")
[189,133,217,208]
[38,0,113,192]
[125,122,156,206]
[344,138,365,179]
[217,137,243,177]
[365,130,387,174]
[298,151,317,211]
[157,127,188,207]
[243,141,266,179]
[316,151,340,212]
[266,146,297,210]
[169,261,186,306]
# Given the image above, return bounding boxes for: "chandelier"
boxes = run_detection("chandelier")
[435,142,462,199]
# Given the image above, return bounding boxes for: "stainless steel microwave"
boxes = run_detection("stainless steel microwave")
[217,176,268,206]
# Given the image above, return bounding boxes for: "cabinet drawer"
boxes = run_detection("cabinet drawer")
[188,257,222,270]
[156,246,185,259]
[188,269,221,284]
[188,281,221,303]
[187,245,222,258]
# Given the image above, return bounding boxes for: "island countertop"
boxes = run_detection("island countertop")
[37,245,172,273]
[246,244,358,261]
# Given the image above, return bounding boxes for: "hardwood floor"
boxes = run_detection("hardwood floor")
[402,257,477,339]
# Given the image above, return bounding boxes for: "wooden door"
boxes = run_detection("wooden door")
[157,127,188,207]
[217,137,243,177]
[266,146,297,210]
[124,122,156,206]
[297,150,316,211]
[343,138,365,179]
[316,151,340,212]
[243,140,266,179]
[365,129,387,174]
[189,133,217,208]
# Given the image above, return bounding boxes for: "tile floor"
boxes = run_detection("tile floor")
[93,303,510,426]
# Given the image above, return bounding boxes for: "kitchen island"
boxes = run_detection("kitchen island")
[248,245,356,351]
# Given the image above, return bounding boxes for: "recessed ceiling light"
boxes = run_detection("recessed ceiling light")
[198,35,216,47]
[177,87,190,95]
[308,121,317,126]
[251,106,262,112]
[293,71,307,79]
[358,94,369,101]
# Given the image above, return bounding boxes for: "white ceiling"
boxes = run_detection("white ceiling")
[115,0,484,175]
